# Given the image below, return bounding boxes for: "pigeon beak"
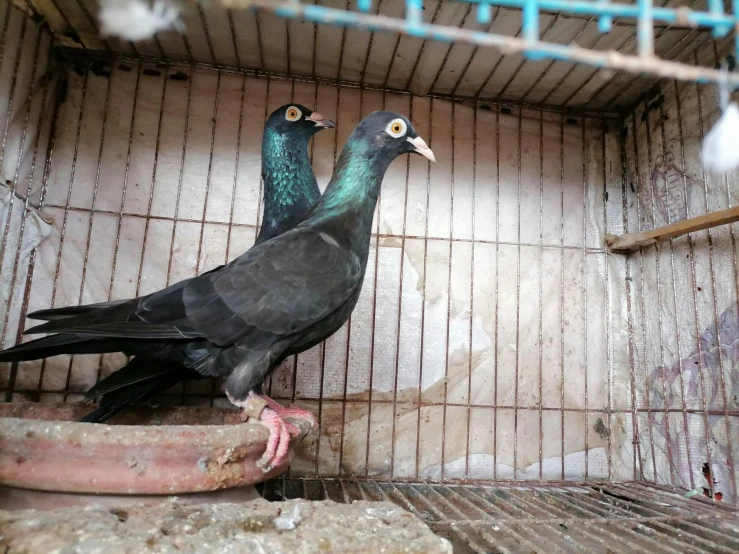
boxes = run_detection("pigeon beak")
[306,112,336,128]
[407,135,436,162]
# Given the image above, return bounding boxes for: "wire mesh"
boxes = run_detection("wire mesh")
[259,478,739,553]
[0,0,737,529]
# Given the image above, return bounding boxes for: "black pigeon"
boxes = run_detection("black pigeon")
[0,104,334,422]
[0,111,434,471]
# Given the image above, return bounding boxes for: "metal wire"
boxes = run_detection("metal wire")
[1,0,738,536]
[260,478,739,553]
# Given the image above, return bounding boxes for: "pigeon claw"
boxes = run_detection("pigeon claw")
[255,406,292,473]
[227,391,317,473]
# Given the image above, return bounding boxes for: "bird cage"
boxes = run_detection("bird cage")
[1,0,738,551]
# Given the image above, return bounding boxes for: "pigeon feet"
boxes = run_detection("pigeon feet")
[227,391,317,473]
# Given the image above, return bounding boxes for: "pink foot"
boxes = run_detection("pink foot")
[227,391,317,473]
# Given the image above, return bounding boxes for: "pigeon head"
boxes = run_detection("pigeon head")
[266,104,335,139]
[349,111,435,165]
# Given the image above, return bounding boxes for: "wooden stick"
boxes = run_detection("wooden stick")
[606,206,739,252]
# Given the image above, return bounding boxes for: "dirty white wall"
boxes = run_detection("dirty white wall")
[623,39,739,503]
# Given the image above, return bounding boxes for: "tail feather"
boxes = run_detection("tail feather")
[81,358,202,423]
[0,334,131,363]
[29,299,128,321]
[85,357,183,399]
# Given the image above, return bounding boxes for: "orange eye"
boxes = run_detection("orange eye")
[285,106,302,121]
[385,118,407,137]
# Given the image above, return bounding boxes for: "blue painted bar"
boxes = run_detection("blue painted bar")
[522,0,539,42]
[597,0,612,33]
[462,0,737,34]
[477,2,492,24]
[406,0,423,26]
[269,0,739,89]
[636,0,654,57]
[357,0,373,13]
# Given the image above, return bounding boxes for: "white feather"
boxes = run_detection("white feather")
[702,103,739,174]
[98,0,183,42]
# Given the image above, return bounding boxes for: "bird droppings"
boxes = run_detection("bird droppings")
[0,499,452,554]
[273,502,303,530]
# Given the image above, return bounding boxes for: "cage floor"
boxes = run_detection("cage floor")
[259,479,739,554]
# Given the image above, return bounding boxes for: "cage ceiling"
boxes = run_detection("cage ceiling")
[13,0,739,113]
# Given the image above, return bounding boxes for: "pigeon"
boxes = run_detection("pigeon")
[0,103,334,422]
[0,111,434,471]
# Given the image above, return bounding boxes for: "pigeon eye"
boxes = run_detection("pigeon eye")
[285,106,302,122]
[385,118,407,138]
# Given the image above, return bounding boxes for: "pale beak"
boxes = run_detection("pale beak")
[306,112,336,128]
[407,135,435,162]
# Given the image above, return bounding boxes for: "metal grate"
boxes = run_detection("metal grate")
[259,478,739,553]
[0,0,738,538]
[15,0,738,111]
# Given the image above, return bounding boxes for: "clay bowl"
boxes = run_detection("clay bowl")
[0,403,311,505]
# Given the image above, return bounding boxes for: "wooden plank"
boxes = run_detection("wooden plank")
[606,206,739,252]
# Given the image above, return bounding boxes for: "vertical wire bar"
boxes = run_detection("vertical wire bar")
[538,109,544,482]
[403,2,443,92]
[642,96,676,487]
[677,69,715,498]
[602,120,613,480]
[254,10,265,71]
[165,67,194,405]
[26,56,65,398]
[631,110,659,482]
[694,51,737,501]
[2,36,53,398]
[194,70,221,275]
[493,102,501,480]
[496,17,559,101]
[286,79,298,480]
[0,0,11,67]
[465,101,477,478]
[63,65,114,399]
[133,71,168,299]
[512,107,522,481]
[451,8,501,97]
[193,70,221,406]
[474,24,523,99]
[46,72,90,396]
[519,17,591,104]
[582,118,589,481]
[358,0,382,86]
[0,14,27,172]
[262,78,276,398]
[253,78,271,243]
[220,74,247,324]
[440,97,456,480]
[389,95,413,479]
[656,89,695,490]
[427,5,473,94]
[413,96,433,478]
[711,41,739,503]
[0,21,43,342]
[621,116,645,482]
[97,62,142,387]
[317,79,341,475]
[363,85,381,478]
[559,114,566,481]
[289,79,300,409]
[338,84,362,474]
